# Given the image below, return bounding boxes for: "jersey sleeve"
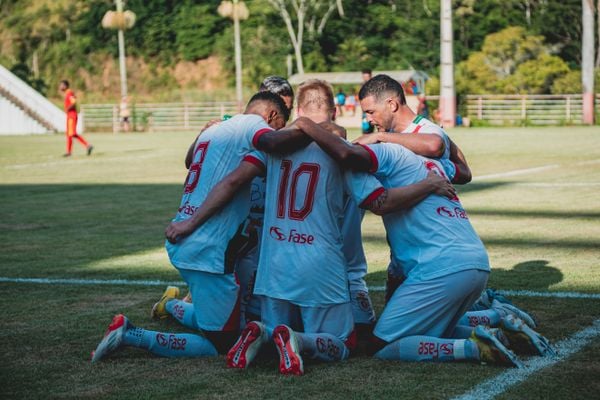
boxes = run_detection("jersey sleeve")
[344,170,385,208]
[243,115,274,148]
[360,143,406,177]
[242,150,267,173]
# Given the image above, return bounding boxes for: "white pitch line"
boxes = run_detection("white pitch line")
[452,318,600,400]
[513,182,600,187]
[2,277,600,300]
[497,289,600,300]
[473,164,560,181]
[368,286,600,299]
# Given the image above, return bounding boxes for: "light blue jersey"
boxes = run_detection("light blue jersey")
[253,142,383,307]
[400,115,456,180]
[166,114,272,274]
[360,143,490,282]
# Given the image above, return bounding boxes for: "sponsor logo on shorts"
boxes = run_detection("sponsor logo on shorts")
[269,226,314,245]
[436,206,469,219]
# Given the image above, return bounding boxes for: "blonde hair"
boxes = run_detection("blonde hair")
[296,79,335,115]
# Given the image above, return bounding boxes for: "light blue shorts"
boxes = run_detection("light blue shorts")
[374,269,488,343]
[178,268,240,332]
[260,296,354,341]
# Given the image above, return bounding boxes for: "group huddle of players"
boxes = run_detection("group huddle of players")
[91,75,556,376]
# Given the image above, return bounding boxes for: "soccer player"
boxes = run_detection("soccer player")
[352,75,541,338]
[91,92,305,362]
[59,80,93,157]
[175,76,296,326]
[169,80,456,375]
[298,75,555,367]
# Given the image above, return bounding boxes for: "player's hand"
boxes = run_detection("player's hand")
[200,119,221,133]
[165,220,194,244]
[318,121,347,138]
[352,133,381,145]
[425,171,456,199]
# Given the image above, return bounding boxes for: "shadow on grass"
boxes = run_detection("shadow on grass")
[365,259,564,292]
[0,184,183,278]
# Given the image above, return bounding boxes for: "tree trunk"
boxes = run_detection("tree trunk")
[582,0,595,124]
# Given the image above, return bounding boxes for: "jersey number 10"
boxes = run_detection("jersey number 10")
[277,160,320,221]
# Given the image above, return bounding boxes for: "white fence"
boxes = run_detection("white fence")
[81,102,238,132]
[81,95,600,131]
[463,94,600,126]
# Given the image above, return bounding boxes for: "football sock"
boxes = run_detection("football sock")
[66,136,73,154]
[458,309,502,327]
[297,332,350,362]
[449,324,475,339]
[166,299,199,330]
[74,134,89,147]
[350,289,376,324]
[124,326,217,357]
[374,336,479,362]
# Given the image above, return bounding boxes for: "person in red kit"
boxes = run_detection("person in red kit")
[59,80,93,157]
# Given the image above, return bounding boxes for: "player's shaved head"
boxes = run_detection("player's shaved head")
[296,79,335,116]
[245,91,290,129]
[359,74,406,105]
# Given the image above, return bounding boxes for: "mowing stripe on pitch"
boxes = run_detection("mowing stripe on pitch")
[0,277,185,287]
[2,277,600,300]
[452,318,600,400]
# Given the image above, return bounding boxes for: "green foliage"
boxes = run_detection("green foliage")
[551,70,582,94]
[175,2,224,61]
[508,54,570,94]
[0,0,590,101]
[456,25,574,95]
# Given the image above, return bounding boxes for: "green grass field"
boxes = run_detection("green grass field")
[1,127,599,399]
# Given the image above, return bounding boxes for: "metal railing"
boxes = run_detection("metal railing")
[0,64,65,132]
[81,102,238,132]
[464,94,589,125]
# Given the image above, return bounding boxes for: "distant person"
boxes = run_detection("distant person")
[345,90,357,116]
[120,96,131,132]
[335,88,346,116]
[360,69,374,133]
[59,80,93,157]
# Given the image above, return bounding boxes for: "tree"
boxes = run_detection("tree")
[266,0,344,74]
[456,26,572,94]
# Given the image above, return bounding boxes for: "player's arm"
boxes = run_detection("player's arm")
[255,122,312,154]
[448,138,472,184]
[363,171,456,216]
[353,132,444,158]
[294,117,373,171]
[165,160,262,243]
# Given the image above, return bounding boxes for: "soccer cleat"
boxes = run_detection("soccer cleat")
[273,325,304,376]
[87,145,94,156]
[471,288,513,311]
[62,153,71,157]
[226,321,267,369]
[151,286,180,320]
[492,299,537,329]
[91,314,129,363]
[471,325,523,368]
[500,315,557,357]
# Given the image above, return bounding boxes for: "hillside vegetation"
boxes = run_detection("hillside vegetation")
[0,0,590,103]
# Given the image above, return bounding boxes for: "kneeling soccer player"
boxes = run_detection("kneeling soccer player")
[91,92,310,362]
